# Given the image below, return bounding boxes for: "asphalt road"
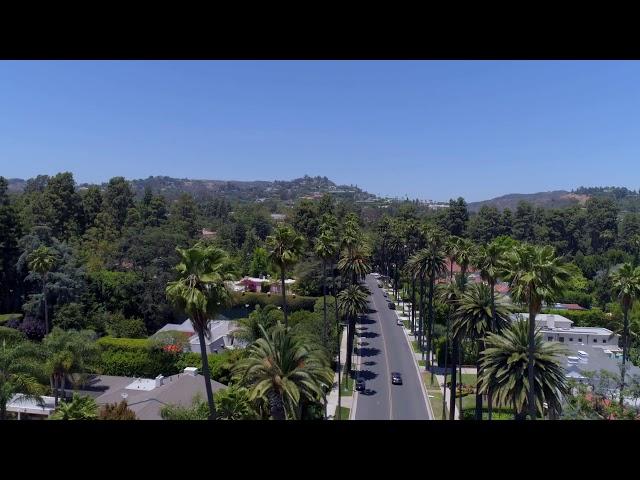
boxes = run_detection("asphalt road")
[352,274,431,420]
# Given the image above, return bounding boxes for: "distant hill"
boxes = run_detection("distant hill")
[6,175,377,203]
[468,190,589,212]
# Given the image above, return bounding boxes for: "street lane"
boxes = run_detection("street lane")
[353,274,431,420]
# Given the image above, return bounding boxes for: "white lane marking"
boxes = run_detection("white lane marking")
[369,277,394,420]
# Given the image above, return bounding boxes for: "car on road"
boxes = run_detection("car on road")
[396,319,403,326]
[377,282,383,288]
[388,302,396,310]
[383,291,388,297]
[355,379,365,391]
[391,372,403,385]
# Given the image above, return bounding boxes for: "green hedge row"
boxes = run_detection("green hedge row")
[231,291,317,312]
[542,308,607,327]
[0,326,26,344]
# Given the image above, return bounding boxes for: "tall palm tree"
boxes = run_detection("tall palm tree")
[503,244,570,419]
[43,328,99,405]
[478,319,569,420]
[338,284,371,376]
[338,245,372,286]
[27,246,57,335]
[50,393,98,420]
[472,240,507,418]
[266,225,305,328]
[233,324,333,420]
[454,237,475,280]
[0,341,46,420]
[452,283,511,420]
[315,230,338,348]
[610,262,640,405]
[166,244,235,419]
[445,236,461,282]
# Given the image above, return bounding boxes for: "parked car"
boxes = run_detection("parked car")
[377,282,383,288]
[388,302,396,310]
[396,319,403,326]
[355,379,365,392]
[383,292,388,297]
[391,372,403,385]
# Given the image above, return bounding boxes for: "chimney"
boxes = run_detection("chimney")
[184,367,198,377]
[155,374,164,387]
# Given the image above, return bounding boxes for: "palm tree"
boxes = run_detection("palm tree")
[266,225,305,328]
[27,246,57,335]
[50,393,98,420]
[452,283,511,420]
[43,328,99,405]
[0,341,46,420]
[338,284,371,376]
[437,275,465,420]
[233,324,333,420]
[454,237,475,280]
[610,262,640,405]
[231,304,282,345]
[166,244,235,419]
[315,230,338,348]
[503,244,571,420]
[478,319,569,420]
[338,245,372,286]
[214,386,257,420]
[445,236,461,282]
[472,240,507,418]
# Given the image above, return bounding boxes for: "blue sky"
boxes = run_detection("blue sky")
[1,60,639,202]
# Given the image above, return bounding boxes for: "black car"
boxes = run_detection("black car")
[383,292,388,297]
[355,379,365,391]
[391,372,403,385]
[377,282,383,288]
[388,302,396,310]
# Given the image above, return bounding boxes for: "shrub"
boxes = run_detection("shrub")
[99,401,137,420]
[231,291,317,312]
[543,308,608,327]
[53,303,87,330]
[0,325,26,345]
[175,349,245,384]
[0,313,22,326]
[95,336,179,377]
[17,316,46,341]
[105,312,147,338]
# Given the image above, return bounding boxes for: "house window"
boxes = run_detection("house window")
[559,337,564,342]
[548,336,553,341]
[569,338,573,342]
[593,339,597,343]
[602,339,606,343]
[578,338,582,343]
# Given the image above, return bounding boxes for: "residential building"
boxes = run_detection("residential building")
[6,394,56,420]
[80,368,227,420]
[510,313,620,349]
[153,318,243,353]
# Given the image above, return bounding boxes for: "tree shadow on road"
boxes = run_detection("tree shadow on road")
[356,347,381,357]
[355,369,377,381]
[363,361,376,366]
[357,331,379,339]
[358,317,376,325]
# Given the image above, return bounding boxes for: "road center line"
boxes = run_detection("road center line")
[369,277,394,420]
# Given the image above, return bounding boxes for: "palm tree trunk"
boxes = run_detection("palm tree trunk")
[427,275,435,377]
[281,268,288,328]
[488,282,496,420]
[197,327,216,420]
[51,376,58,406]
[269,390,286,420]
[411,278,416,334]
[334,266,341,419]
[449,339,458,420]
[475,341,484,420]
[621,306,629,406]
[419,276,425,360]
[458,345,463,415]
[322,259,327,348]
[442,315,450,419]
[345,316,354,376]
[527,303,537,420]
[42,277,49,335]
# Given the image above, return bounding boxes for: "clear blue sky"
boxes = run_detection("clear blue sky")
[1,60,639,202]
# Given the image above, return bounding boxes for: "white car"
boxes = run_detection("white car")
[396,319,403,326]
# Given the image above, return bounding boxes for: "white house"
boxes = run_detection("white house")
[6,394,56,420]
[153,318,244,354]
[510,313,620,350]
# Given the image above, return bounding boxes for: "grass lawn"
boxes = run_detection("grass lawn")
[418,360,426,366]
[335,406,350,420]
[402,320,410,329]
[422,372,447,420]
[340,375,354,396]
[411,340,422,353]
[0,313,21,325]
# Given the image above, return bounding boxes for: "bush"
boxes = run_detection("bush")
[461,407,515,420]
[0,325,26,345]
[0,313,22,326]
[17,316,46,341]
[175,349,244,384]
[543,308,608,327]
[105,312,147,338]
[231,292,317,312]
[95,336,179,377]
[556,291,593,309]
[53,303,87,330]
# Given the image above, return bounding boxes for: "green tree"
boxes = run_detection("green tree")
[50,393,98,420]
[315,229,338,348]
[452,283,511,420]
[513,201,535,242]
[27,246,57,335]
[444,197,469,237]
[478,320,569,420]
[103,176,134,232]
[0,341,46,420]
[0,176,22,312]
[233,324,333,420]
[610,263,640,405]
[503,244,571,419]
[160,393,210,420]
[214,386,257,420]
[338,284,370,376]
[166,245,235,419]
[231,304,283,345]
[98,400,137,420]
[266,225,305,328]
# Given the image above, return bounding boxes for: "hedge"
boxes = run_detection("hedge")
[95,336,180,377]
[96,337,151,351]
[0,326,26,344]
[461,407,515,420]
[542,308,607,327]
[231,291,317,312]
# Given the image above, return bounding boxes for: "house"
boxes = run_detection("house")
[79,368,227,420]
[238,276,271,293]
[561,344,640,390]
[6,394,56,420]
[270,278,295,295]
[201,228,217,239]
[510,313,620,349]
[270,213,286,222]
[153,318,244,353]
[549,302,587,311]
